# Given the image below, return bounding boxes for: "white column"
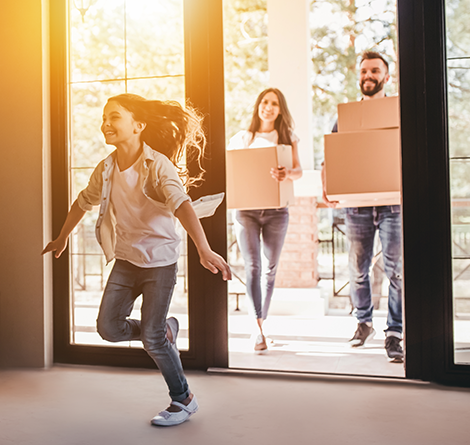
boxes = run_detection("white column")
[267,0,313,170]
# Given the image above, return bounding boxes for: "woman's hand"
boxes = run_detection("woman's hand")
[270,166,288,182]
[42,237,68,258]
[198,248,232,281]
[271,141,303,182]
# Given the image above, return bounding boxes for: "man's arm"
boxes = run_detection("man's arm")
[321,162,338,208]
[320,119,339,207]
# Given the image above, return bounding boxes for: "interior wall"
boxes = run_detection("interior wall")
[0,0,52,368]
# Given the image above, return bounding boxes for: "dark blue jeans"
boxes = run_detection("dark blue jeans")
[96,260,190,402]
[235,208,289,319]
[345,205,403,333]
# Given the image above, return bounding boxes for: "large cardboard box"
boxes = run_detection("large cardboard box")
[226,145,294,210]
[337,96,399,132]
[325,96,401,207]
[324,129,401,207]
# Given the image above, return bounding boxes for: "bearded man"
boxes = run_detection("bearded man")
[322,51,404,363]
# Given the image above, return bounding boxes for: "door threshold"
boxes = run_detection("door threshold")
[208,367,428,386]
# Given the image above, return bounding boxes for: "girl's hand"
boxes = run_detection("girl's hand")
[271,166,288,182]
[199,249,232,281]
[42,237,68,258]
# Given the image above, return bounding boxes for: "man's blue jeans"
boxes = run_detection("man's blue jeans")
[235,208,289,320]
[96,260,190,402]
[345,205,403,333]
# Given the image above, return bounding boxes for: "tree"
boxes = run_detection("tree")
[310,0,398,168]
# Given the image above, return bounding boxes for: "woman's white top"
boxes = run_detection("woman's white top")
[227,129,299,150]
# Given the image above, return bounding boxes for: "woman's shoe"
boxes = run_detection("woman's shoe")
[151,395,199,427]
[254,334,268,353]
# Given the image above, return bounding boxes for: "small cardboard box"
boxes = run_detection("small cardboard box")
[324,129,401,207]
[337,96,399,132]
[226,145,294,210]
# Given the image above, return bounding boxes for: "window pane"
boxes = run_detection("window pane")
[126,77,185,104]
[70,0,126,82]
[68,0,188,352]
[448,62,470,159]
[446,0,470,365]
[126,0,185,78]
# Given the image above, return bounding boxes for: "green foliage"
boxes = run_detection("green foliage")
[310,0,398,167]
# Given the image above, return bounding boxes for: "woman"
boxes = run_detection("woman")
[43,93,231,426]
[228,88,302,353]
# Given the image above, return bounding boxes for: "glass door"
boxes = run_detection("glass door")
[68,0,189,352]
[51,0,228,369]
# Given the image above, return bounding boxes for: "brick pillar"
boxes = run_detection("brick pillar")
[276,197,319,288]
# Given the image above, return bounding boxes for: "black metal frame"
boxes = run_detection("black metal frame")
[317,216,349,297]
[398,0,470,386]
[50,0,228,370]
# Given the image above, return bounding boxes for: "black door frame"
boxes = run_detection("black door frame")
[50,0,228,370]
[51,0,470,386]
[398,0,470,386]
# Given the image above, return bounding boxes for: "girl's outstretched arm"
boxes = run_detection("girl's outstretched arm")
[175,201,232,281]
[42,200,86,258]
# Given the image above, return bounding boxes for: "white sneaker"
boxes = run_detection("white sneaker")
[151,395,199,427]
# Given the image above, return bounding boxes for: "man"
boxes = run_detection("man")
[322,51,404,363]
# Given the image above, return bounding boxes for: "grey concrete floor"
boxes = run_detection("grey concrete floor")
[1,365,469,445]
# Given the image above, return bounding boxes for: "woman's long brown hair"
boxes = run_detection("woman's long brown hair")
[247,88,294,145]
[107,93,206,189]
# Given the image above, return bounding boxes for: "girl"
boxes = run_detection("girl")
[228,88,302,353]
[43,93,231,426]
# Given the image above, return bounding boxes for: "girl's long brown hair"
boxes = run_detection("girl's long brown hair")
[247,88,294,145]
[107,93,206,189]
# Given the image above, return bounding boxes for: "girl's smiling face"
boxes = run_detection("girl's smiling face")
[101,100,145,147]
[258,91,281,125]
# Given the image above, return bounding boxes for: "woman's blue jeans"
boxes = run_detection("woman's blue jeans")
[345,205,403,333]
[235,208,289,320]
[96,260,190,402]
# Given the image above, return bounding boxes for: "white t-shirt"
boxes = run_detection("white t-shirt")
[111,155,182,268]
[227,129,299,150]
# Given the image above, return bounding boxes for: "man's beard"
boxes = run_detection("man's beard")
[360,77,386,96]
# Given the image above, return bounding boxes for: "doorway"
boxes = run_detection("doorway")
[223,0,404,378]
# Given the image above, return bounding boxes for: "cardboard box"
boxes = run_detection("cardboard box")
[226,145,294,210]
[337,96,399,132]
[324,129,401,207]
